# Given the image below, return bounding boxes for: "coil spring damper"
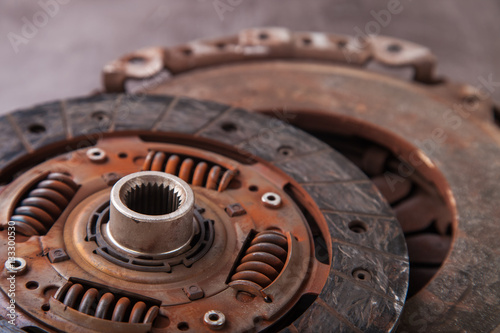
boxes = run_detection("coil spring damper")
[0,95,408,332]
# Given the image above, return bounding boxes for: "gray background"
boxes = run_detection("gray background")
[1,0,499,115]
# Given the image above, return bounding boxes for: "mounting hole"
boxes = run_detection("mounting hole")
[221,122,237,132]
[337,40,347,48]
[348,220,368,233]
[302,37,312,45]
[118,152,128,159]
[209,313,219,321]
[25,281,39,290]
[215,42,225,49]
[278,146,294,156]
[41,304,50,311]
[128,56,147,65]
[264,296,273,303]
[248,185,259,192]
[352,268,372,282]
[177,322,189,331]
[182,48,192,56]
[91,110,110,123]
[387,43,402,53]
[258,32,269,40]
[463,95,480,105]
[28,124,46,134]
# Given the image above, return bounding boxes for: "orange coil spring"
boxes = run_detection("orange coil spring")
[142,151,236,192]
[59,283,159,323]
[10,173,78,236]
[231,231,289,289]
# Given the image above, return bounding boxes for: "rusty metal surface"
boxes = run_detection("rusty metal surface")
[1,1,500,116]
[132,57,500,332]
[102,27,440,93]
[0,95,408,332]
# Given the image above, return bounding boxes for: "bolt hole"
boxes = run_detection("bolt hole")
[118,152,128,159]
[215,42,225,49]
[41,304,50,311]
[248,185,258,192]
[91,111,109,123]
[352,269,372,282]
[28,124,46,134]
[266,195,276,201]
[463,95,480,105]
[264,296,272,303]
[182,48,192,56]
[278,146,293,156]
[258,32,269,40]
[348,220,368,233]
[302,37,312,45]
[13,260,22,268]
[177,322,189,331]
[337,40,347,48]
[25,281,39,290]
[387,43,402,53]
[208,314,219,321]
[128,56,146,65]
[221,122,237,132]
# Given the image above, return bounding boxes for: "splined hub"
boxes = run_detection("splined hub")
[109,171,196,255]
[0,95,408,332]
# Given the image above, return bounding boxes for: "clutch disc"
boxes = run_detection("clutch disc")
[0,95,408,332]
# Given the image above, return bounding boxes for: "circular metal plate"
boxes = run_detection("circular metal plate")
[142,61,500,332]
[0,94,408,332]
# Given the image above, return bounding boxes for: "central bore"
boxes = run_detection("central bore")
[124,183,181,215]
[109,171,195,255]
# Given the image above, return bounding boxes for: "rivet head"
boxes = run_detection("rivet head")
[86,148,107,163]
[5,257,27,274]
[204,310,225,330]
[261,192,282,208]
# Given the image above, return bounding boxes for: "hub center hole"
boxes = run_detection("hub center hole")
[124,183,181,215]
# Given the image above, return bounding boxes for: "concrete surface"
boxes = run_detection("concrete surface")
[1,0,499,115]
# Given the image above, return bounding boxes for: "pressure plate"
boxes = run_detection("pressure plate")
[101,28,500,332]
